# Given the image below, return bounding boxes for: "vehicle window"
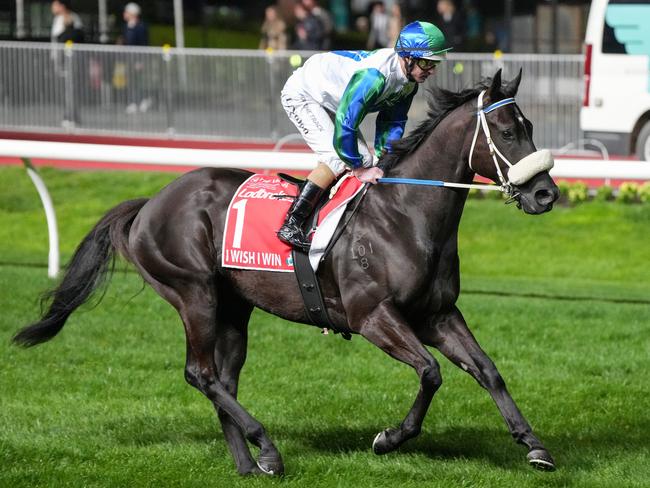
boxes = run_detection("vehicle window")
[602,0,650,54]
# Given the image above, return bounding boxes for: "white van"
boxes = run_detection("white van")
[580,0,650,160]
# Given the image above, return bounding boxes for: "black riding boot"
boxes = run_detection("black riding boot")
[277,180,325,251]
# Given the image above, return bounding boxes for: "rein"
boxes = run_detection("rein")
[378,177,503,191]
[378,90,516,194]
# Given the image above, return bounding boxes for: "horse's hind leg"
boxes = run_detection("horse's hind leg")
[356,300,443,455]
[182,324,261,478]
[420,306,555,471]
[211,291,266,475]
[176,281,284,476]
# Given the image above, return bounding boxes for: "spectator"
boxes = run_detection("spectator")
[484,29,498,52]
[303,0,333,50]
[355,15,369,37]
[50,0,84,128]
[367,2,390,49]
[387,2,404,48]
[122,2,148,47]
[119,3,151,114]
[436,0,465,51]
[464,1,480,38]
[292,2,324,51]
[51,0,83,43]
[260,5,288,50]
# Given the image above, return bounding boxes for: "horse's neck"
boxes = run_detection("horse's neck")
[399,114,473,183]
[388,114,473,239]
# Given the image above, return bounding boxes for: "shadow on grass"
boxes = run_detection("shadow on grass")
[96,410,650,474]
[286,425,523,468]
[278,418,650,471]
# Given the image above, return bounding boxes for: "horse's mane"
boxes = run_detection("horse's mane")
[379,82,490,171]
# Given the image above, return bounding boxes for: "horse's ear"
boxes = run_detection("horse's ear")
[503,68,523,97]
[486,69,503,99]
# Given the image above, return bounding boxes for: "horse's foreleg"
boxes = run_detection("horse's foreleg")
[357,300,442,455]
[421,307,555,471]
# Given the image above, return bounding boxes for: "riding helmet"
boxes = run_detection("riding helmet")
[395,21,452,60]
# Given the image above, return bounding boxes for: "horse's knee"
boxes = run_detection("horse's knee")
[421,364,442,391]
[185,364,219,393]
[478,363,505,391]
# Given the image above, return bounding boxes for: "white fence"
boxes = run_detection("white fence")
[3,139,649,279]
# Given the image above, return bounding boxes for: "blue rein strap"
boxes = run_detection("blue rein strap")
[377,177,503,191]
[378,177,445,187]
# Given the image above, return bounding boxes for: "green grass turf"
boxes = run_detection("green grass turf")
[1,166,649,486]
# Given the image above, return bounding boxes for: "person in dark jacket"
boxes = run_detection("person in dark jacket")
[120,3,150,113]
[292,2,324,51]
[436,0,465,51]
[50,0,84,127]
[122,2,148,47]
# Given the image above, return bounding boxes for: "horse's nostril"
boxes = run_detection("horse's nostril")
[535,189,555,206]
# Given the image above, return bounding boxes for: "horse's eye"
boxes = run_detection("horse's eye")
[502,129,514,140]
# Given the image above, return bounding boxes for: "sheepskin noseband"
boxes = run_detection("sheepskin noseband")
[507,149,554,186]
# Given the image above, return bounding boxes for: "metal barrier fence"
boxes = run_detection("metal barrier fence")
[0,42,584,149]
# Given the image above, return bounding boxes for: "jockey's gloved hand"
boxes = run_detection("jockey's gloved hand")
[352,166,384,184]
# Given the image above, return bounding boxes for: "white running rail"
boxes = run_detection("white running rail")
[1,139,648,278]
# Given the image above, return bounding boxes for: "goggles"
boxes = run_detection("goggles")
[414,58,440,71]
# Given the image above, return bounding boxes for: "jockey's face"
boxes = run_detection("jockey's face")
[410,59,438,83]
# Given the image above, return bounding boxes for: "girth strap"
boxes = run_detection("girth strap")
[290,203,353,340]
[291,247,352,340]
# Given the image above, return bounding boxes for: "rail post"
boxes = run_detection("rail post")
[21,158,59,278]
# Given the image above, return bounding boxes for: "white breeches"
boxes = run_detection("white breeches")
[281,90,374,176]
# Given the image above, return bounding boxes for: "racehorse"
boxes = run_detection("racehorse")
[14,70,560,475]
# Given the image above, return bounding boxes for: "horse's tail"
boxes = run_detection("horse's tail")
[12,198,148,348]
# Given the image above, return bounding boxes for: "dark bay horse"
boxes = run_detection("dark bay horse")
[14,70,560,475]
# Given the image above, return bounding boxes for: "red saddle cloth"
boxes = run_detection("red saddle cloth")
[221,174,363,272]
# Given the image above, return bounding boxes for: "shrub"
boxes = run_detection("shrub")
[595,185,614,202]
[557,180,571,198]
[617,182,639,203]
[568,181,589,204]
[639,182,650,203]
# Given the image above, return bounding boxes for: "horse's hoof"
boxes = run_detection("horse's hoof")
[372,428,397,455]
[239,464,265,476]
[527,449,556,471]
[256,455,284,476]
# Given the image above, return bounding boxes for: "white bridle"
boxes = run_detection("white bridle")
[468,90,554,195]
[378,90,554,195]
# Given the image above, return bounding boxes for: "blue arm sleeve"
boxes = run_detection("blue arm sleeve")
[334,68,386,169]
[374,84,418,157]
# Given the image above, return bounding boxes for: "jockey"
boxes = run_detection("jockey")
[277,20,451,251]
